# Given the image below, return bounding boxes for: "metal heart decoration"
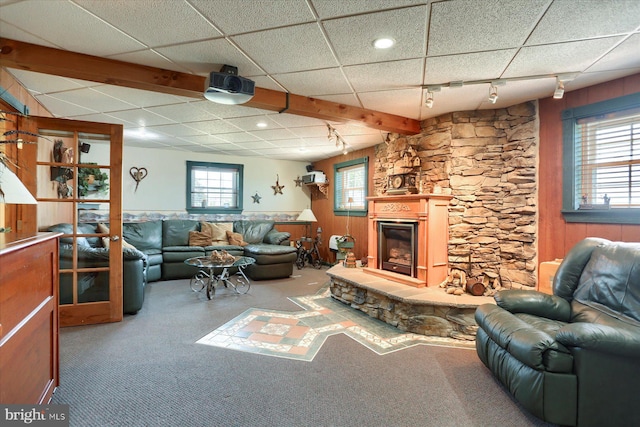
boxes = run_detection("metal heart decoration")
[129,167,148,192]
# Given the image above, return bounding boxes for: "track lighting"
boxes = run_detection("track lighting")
[425,86,440,108]
[553,78,565,99]
[488,85,498,104]
[327,123,348,154]
[425,91,434,108]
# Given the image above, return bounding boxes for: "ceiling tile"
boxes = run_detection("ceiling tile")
[586,34,640,73]
[323,6,428,65]
[344,59,423,92]
[526,0,640,45]
[107,108,176,127]
[35,94,98,117]
[183,119,243,134]
[268,114,328,129]
[7,69,94,94]
[191,0,315,34]
[145,124,207,137]
[311,0,425,18]
[155,38,263,76]
[224,116,282,132]
[273,68,352,96]
[44,88,138,113]
[0,0,146,56]
[107,49,195,74]
[502,37,624,78]
[144,103,217,123]
[90,85,192,108]
[358,87,423,120]
[232,23,338,74]
[427,0,550,56]
[214,132,261,143]
[250,128,299,141]
[424,50,518,84]
[75,0,222,47]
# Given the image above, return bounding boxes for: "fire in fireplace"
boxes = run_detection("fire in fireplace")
[378,222,418,277]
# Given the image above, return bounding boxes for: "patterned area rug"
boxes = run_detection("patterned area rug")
[197,286,475,361]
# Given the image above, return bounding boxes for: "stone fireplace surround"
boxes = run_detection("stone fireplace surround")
[328,102,538,339]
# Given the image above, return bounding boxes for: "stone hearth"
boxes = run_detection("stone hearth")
[328,264,494,340]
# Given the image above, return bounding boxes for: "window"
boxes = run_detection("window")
[334,157,368,216]
[562,93,640,224]
[186,161,243,214]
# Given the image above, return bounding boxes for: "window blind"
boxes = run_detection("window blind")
[574,107,640,208]
[335,163,366,210]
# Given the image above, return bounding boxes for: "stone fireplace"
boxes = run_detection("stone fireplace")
[363,194,452,287]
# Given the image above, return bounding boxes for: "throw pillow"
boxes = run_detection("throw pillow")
[97,223,137,250]
[200,222,232,244]
[226,231,248,246]
[188,231,212,247]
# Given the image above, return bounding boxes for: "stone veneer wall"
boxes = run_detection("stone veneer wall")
[373,102,539,289]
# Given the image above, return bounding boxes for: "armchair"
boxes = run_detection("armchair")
[475,238,640,426]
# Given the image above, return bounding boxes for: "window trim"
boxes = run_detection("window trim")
[561,92,640,224]
[186,161,243,214]
[333,157,368,217]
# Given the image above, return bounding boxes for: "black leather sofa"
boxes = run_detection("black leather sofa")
[475,238,640,426]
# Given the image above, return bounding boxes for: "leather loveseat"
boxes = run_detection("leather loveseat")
[475,238,640,426]
[48,223,147,315]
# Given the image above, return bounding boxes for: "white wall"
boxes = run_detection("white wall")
[83,144,312,215]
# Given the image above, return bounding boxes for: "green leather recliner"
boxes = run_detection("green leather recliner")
[475,238,640,427]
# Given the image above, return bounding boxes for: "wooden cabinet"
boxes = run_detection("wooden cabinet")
[0,232,61,404]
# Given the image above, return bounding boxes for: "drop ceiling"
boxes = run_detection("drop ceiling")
[1,0,639,162]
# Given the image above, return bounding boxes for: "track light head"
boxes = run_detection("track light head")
[553,78,565,99]
[488,85,498,104]
[425,91,434,108]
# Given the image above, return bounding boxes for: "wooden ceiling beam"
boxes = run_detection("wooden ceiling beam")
[0,38,420,135]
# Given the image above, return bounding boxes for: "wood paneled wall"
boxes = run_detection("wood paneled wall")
[310,147,375,264]
[538,73,640,262]
[0,69,53,234]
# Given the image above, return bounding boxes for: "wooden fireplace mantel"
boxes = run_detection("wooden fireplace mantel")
[364,193,452,287]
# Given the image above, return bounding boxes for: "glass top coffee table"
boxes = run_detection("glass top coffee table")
[184,256,255,300]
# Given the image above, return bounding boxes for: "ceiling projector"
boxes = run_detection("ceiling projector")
[204,65,255,105]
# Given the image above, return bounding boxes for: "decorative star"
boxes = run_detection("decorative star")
[252,192,262,204]
[271,174,285,195]
[294,176,303,187]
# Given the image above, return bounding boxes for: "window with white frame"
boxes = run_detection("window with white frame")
[562,93,640,224]
[334,157,368,216]
[186,161,243,214]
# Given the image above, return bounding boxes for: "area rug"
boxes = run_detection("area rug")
[196,285,475,361]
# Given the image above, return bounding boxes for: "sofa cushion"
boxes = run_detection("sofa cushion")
[200,222,232,244]
[227,231,248,246]
[188,231,212,247]
[233,220,274,244]
[574,242,640,324]
[162,220,198,246]
[123,220,162,251]
[243,243,297,256]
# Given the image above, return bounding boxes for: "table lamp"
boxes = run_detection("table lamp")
[296,208,317,240]
[0,161,37,204]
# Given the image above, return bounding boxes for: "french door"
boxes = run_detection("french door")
[25,115,123,327]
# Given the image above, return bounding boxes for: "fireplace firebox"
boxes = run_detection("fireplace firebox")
[378,222,418,277]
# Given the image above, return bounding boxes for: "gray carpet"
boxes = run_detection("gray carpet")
[51,267,555,427]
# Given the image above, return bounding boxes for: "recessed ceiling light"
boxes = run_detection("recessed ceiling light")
[373,38,395,49]
[256,121,268,128]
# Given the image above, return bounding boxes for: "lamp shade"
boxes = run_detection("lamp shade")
[0,162,37,204]
[296,208,317,222]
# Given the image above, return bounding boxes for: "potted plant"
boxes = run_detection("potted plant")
[77,163,109,196]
